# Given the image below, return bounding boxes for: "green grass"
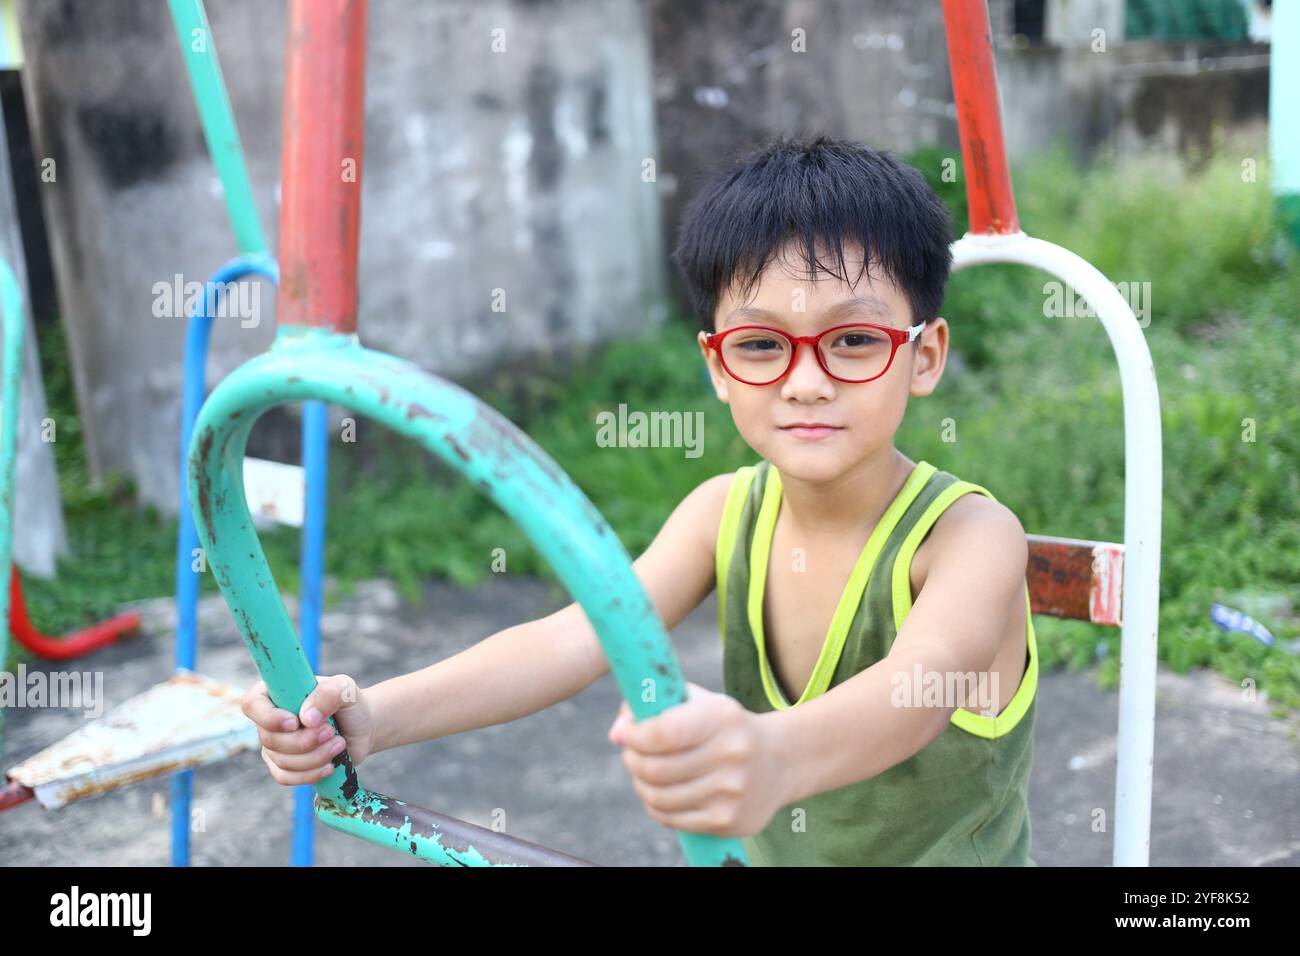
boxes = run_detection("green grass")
[11,145,1300,714]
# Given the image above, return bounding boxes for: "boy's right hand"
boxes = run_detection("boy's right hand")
[240,674,378,786]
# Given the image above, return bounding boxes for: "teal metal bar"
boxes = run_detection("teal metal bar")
[0,257,22,761]
[166,0,267,255]
[1271,0,1300,247]
[187,325,749,867]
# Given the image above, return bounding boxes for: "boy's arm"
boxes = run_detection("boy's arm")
[367,473,734,756]
[765,496,1029,807]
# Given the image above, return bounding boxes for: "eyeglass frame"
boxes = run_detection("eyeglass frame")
[703,320,927,386]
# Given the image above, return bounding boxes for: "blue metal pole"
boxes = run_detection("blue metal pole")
[170,0,329,868]
[291,399,328,866]
[171,254,278,866]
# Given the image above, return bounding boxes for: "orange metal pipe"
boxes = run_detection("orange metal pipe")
[941,0,1020,234]
[276,0,368,333]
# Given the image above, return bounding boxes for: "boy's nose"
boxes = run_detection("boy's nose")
[783,343,836,394]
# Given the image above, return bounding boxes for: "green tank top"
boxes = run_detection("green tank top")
[715,458,1039,866]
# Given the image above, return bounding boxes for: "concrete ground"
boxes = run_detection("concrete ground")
[2,575,1297,867]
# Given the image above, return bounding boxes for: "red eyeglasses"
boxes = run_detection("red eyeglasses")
[704,321,926,386]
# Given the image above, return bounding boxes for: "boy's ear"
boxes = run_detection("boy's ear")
[698,331,731,404]
[909,317,948,397]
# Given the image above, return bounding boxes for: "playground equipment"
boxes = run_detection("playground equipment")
[0,0,329,868]
[7,569,140,662]
[166,0,329,868]
[186,0,1160,867]
[0,259,141,762]
[1272,0,1299,246]
[186,0,748,867]
[0,5,138,730]
[0,250,138,754]
[3,0,1161,866]
[941,0,1161,866]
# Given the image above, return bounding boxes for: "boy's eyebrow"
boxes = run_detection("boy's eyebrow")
[722,294,893,328]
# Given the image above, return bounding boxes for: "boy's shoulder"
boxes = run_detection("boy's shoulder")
[910,476,1029,594]
[696,469,745,530]
[666,470,745,555]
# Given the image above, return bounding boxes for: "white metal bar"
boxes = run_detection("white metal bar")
[951,231,1162,866]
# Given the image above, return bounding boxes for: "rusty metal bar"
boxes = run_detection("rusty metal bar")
[1026,534,1125,627]
[276,0,367,333]
[0,780,34,811]
[3,672,259,810]
[941,0,1020,234]
[314,792,597,867]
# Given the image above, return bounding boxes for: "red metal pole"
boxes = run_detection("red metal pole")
[0,780,35,811]
[941,0,1020,235]
[9,567,140,661]
[276,0,368,333]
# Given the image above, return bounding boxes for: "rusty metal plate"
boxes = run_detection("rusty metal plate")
[5,672,258,809]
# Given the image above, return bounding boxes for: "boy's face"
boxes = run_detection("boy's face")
[697,239,948,484]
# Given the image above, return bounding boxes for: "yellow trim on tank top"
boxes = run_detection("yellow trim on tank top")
[716,465,760,644]
[747,460,938,710]
[889,480,1039,740]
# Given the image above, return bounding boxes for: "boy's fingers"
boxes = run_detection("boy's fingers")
[258,721,335,756]
[262,735,347,773]
[608,699,635,741]
[624,696,714,754]
[240,680,299,732]
[299,674,357,728]
[261,748,334,787]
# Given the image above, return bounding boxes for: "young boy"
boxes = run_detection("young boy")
[242,135,1037,867]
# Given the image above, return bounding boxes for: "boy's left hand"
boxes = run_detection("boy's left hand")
[607,681,788,838]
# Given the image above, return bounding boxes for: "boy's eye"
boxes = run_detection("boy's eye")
[733,335,786,353]
[829,328,887,350]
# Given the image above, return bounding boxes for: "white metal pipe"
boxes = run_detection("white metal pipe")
[951,231,1163,867]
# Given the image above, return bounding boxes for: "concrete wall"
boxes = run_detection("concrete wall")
[996,40,1269,164]
[648,0,1268,315]
[17,0,665,509]
[648,0,958,315]
[1,88,64,576]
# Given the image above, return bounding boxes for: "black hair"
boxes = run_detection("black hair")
[671,134,953,333]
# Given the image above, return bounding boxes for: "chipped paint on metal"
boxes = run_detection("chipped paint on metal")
[5,672,258,809]
[186,328,749,866]
[315,789,596,867]
[1025,534,1124,627]
[1090,542,1125,627]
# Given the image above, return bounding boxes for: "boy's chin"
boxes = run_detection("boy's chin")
[765,446,857,484]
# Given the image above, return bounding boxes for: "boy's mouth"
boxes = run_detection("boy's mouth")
[779,422,844,440]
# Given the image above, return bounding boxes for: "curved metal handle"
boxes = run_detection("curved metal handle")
[187,327,749,867]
